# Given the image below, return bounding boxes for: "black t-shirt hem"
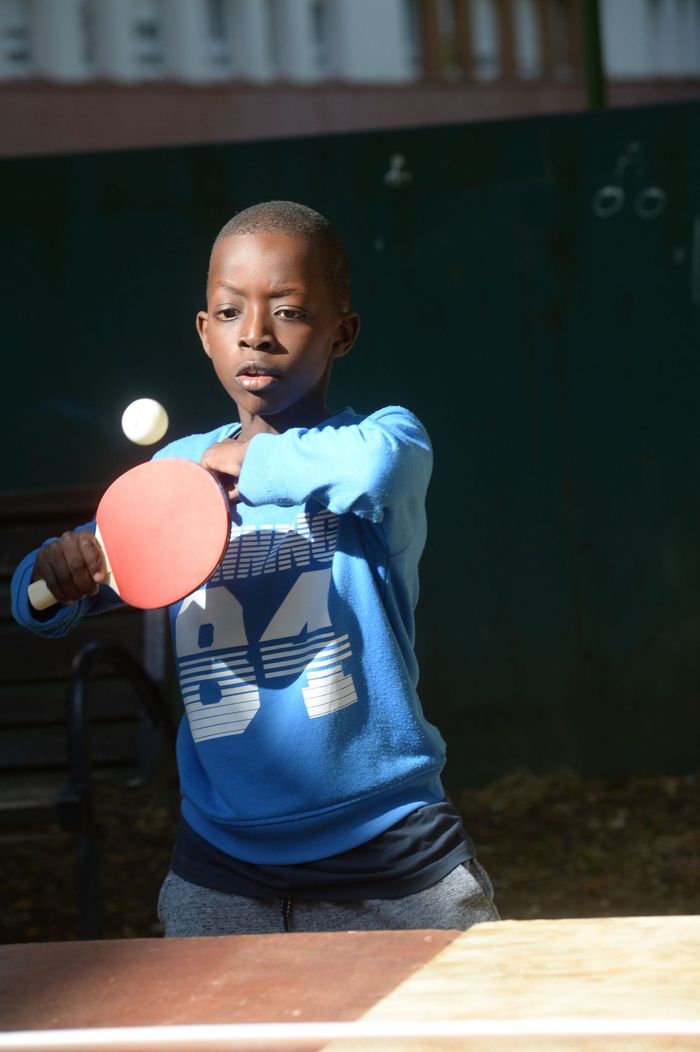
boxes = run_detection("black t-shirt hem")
[170,801,474,901]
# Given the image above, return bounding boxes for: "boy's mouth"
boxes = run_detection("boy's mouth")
[236,362,282,392]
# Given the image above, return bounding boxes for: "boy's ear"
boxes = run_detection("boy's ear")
[332,312,360,360]
[196,310,212,359]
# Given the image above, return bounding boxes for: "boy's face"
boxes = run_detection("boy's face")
[197,232,358,430]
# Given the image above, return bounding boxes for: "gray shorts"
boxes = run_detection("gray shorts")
[157,859,499,937]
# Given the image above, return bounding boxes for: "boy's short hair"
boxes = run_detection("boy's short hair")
[212,201,351,312]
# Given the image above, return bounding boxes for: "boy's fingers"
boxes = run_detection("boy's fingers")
[33,548,68,605]
[202,447,230,474]
[201,438,246,479]
[201,440,250,502]
[200,447,215,470]
[77,532,106,582]
[211,472,237,500]
[36,543,79,604]
[57,533,100,598]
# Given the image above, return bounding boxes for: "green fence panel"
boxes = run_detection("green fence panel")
[2,101,699,784]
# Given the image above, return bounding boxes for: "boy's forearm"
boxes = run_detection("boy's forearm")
[237,408,432,542]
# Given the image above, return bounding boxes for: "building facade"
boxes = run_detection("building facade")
[1,0,699,156]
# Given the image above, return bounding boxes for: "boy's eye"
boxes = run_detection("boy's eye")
[275,308,307,320]
[217,307,240,320]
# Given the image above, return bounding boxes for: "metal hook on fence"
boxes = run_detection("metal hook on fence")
[384,153,413,188]
[634,186,667,220]
[592,184,625,219]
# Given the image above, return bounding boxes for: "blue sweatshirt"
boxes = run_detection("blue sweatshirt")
[12,406,447,864]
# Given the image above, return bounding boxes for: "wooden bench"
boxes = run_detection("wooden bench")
[0,487,178,938]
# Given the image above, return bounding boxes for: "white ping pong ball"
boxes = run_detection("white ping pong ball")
[121,398,169,446]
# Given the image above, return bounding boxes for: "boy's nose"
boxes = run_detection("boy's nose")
[239,330,275,350]
[239,312,275,349]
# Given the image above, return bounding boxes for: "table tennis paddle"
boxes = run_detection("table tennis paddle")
[28,458,231,611]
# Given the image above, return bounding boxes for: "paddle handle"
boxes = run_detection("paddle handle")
[26,577,56,611]
[27,525,116,612]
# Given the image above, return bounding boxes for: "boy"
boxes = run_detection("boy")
[12,201,498,936]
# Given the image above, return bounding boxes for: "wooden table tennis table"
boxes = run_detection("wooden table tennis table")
[0,916,698,1049]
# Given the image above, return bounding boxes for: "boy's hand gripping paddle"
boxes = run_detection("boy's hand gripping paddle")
[28,458,230,611]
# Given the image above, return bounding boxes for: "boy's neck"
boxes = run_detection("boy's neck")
[236,400,333,442]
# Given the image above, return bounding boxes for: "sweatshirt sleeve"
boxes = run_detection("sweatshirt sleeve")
[11,522,122,638]
[237,406,432,554]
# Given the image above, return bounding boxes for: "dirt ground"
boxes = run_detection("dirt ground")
[456,769,700,920]
[1,769,698,944]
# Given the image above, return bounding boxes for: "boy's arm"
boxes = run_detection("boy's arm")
[237,406,432,553]
[11,523,122,638]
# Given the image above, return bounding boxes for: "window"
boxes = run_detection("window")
[132,0,164,72]
[266,0,281,74]
[470,0,499,79]
[0,0,30,77]
[79,0,97,68]
[310,0,331,75]
[402,0,422,76]
[207,0,232,71]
